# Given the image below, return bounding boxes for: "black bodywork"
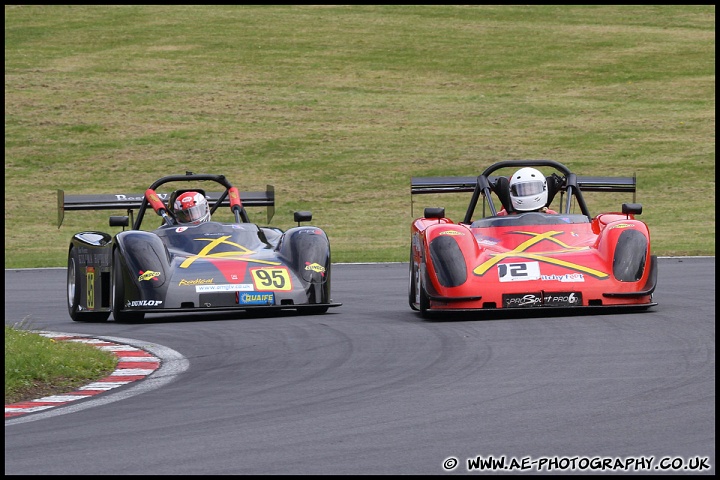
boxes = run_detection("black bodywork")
[61,173,341,322]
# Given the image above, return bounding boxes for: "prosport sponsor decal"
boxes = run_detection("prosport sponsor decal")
[474,230,609,279]
[503,292,582,308]
[195,283,254,293]
[236,292,275,305]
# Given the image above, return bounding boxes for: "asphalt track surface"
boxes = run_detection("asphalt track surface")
[4,259,715,475]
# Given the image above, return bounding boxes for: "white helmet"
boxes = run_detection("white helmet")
[509,167,548,212]
[173,191,211,224]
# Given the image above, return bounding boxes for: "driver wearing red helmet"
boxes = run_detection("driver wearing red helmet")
[172,191,211,225]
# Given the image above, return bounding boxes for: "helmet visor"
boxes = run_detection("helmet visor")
[511,181,545,197]
[175,204,209,223]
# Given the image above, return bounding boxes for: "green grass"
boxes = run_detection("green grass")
[4,5,715,270]
[5,323,117,404]
[3,6,715,403]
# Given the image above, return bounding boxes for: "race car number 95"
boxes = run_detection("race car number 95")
[250,267,292,291]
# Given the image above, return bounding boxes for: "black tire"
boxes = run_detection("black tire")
[67,247,109,322]
[419,281,432,319]
[111,253,145,323]
[408,254,419,311]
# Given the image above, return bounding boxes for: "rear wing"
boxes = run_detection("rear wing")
[58,186,275,228]
[411,174,636,217]
[410,175,636,195]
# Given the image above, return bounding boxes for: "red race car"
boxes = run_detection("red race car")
[409,159,657,318]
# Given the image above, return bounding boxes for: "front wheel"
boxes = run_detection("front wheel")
[111,252,145,323]
[67,247,109,322]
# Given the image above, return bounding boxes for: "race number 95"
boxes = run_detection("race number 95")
[250,267,292,291]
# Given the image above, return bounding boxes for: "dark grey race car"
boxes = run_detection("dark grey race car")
[59,172,341,322]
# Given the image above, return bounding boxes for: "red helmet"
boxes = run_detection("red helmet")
[173,191,210,224]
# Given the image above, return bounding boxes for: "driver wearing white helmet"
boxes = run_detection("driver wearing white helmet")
[497,167,557,216]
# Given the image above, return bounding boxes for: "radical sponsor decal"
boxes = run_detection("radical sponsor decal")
[250,266,292,291]
[498,262,541,282]
[541,273,585,283]
[439,230,464,236]
[138,270,161,281]
[178,278,214,286]
[180,235,281,269]
[236,292,275,305]
[86,267,95,310]
[195,283,254,293]
[474,230,609,279]
[126,300,163,307]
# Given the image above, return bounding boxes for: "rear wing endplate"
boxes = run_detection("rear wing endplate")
[58,186,275,227]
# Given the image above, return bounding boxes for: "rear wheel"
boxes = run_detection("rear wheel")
[67,247,109,322]
[111,253,145,323]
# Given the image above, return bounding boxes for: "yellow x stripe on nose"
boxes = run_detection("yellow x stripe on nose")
[472,230,608,279]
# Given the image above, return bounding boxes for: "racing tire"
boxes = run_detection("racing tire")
[408,256,419,311]
[111,253,145,323]
[67,247,110,322]
[419,282,432,319]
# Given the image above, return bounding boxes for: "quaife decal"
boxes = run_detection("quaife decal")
[138,270,161,281]
[86,267,95,310]
[609,223,635,230]
[236,292,275,305]
[474,230,609,279]
[498,262,541,282]
[126,300,163,307]
[250,267,292,291]
[439,230,464,236]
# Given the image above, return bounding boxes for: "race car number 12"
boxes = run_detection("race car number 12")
[498,262,541,282]
[250,267,292,291]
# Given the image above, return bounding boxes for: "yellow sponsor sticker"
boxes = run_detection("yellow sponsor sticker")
[250,267,292,291]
